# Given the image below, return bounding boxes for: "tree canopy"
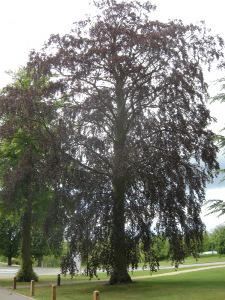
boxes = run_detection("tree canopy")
[26,0,224,284]
[0,69,65,281]
[0,0,224,284]
[0,214,20,266]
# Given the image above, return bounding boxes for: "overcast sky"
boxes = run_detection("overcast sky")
[0,0,225,230]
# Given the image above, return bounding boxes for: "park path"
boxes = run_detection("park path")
[0,286,33,299]
[134,264,225,280]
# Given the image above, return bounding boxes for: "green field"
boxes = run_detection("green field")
[10,266,225,300]
[1,255,225,299]
[0,266,203,288]
[133,254,225,270]
[159,254,225,266]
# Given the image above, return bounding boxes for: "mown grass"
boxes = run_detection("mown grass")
[129,254,225,269]
[1,254,225,299]
[160,254,225,266]
[0,267,192,288]
[15,267,225,300]
[0,264,211,289]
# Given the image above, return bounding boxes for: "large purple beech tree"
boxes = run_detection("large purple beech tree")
[28,0,223,284]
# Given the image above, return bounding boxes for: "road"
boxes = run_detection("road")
[1,261,225,278]
[0,266,60,278]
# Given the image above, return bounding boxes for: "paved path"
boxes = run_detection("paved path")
[135,260,225,271]
[1,261,225,278]
[0,266,60,278]
[134,264,225,280]
[0,287,32,299]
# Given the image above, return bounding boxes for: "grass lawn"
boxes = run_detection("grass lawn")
[0,265,208,289]
[1,256,225,299]
[12,268,225,300]
[159,254,225,267]
[11,266,225,300]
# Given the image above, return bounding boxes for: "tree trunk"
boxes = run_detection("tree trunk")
[109,81,132,284]
[17,200,38,282]
[110,176,132,284]
[37,257,43,267]
[8,256,12,266]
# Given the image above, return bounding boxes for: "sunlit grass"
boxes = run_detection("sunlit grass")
[1,254,225,299]
[15,267,225,300]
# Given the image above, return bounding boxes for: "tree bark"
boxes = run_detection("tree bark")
[7,256,12,266]
[110,176,132,284]
[109,81,132,284]
[37,257,43,267]
[17,199,38,281]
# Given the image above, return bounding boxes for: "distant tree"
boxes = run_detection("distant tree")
[31,221,64,267]
[211,226,225,254]
[202,232,215,253]
[28,0,223,284]
[31,229,48,267]
[0,214,20,266]
[0,69,63,281]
